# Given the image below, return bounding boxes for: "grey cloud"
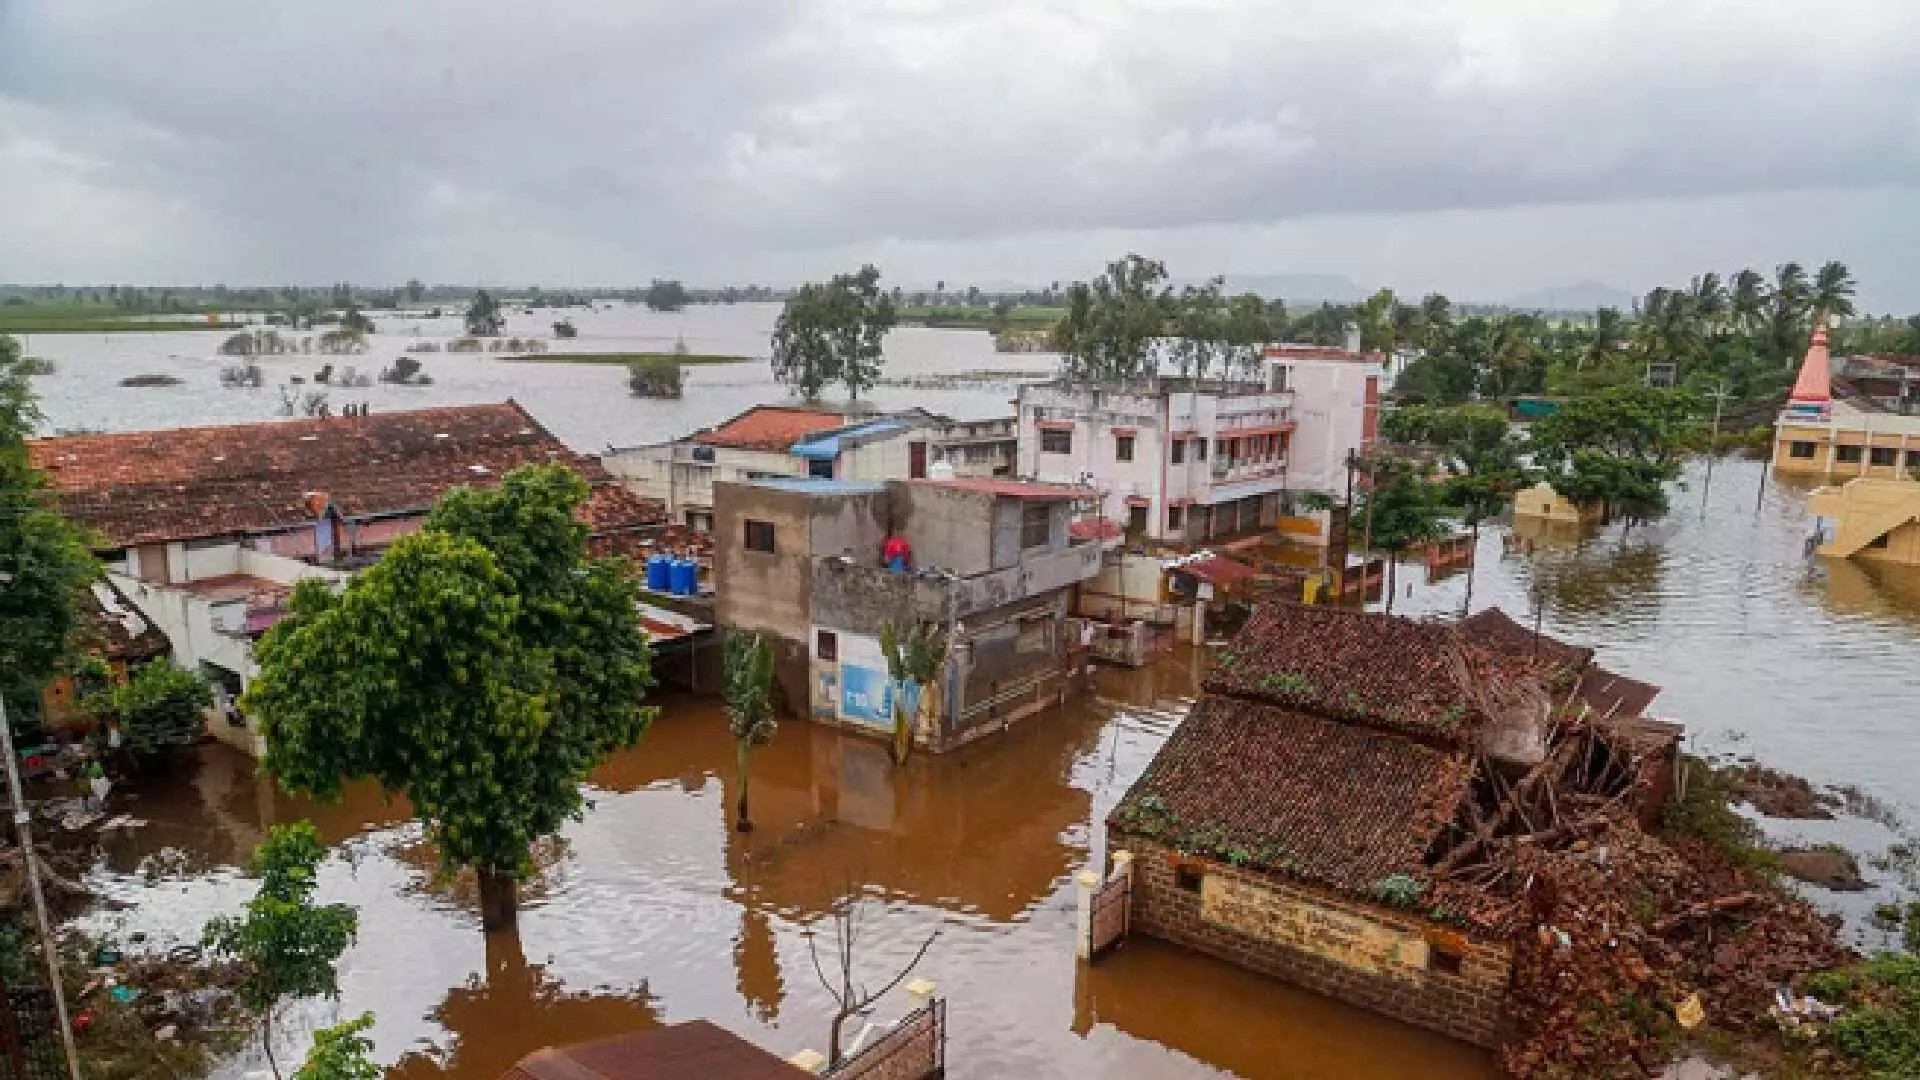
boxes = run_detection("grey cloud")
[2,0,1918,298]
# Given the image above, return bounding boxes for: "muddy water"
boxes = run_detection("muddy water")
[84,656,1493,1080]
[77,456,1920,1080]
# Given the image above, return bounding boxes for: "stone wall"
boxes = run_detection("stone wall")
[1116,835,1513,1047]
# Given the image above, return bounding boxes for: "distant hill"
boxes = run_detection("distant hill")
[1505,280,1635,313]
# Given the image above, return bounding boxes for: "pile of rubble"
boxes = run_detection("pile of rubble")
[1421,720,1855,1077]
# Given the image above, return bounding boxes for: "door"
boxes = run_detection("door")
[909,442,928,479]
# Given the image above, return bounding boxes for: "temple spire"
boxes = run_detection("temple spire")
[1784,320,1832,422]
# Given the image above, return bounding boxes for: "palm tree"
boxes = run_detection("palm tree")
[880,621,949,765]
[1582,307,1627,370]
[722,632,776,832]
[1813,260,1857,322]
[1688,272,1728,332]
[1419,293,1452,354]
[1729,269,1766,333]
[1773,262,1812,319]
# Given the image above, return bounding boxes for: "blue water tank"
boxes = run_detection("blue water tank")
[645,554,669,592]
[671,558,697,596]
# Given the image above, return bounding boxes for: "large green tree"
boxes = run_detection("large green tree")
[1529,385,1695,527]
[1052,254,1172,381]
[83,659,214,761]
[769,265,896,400]
[1354,456,1449,615]
[245,465,655,931]
[0,334,98,721]
[464,289,504,336]
[644,280,690,313]
[203,822,359,1080]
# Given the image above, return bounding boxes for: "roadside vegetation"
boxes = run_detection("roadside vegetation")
[509,351,749,365]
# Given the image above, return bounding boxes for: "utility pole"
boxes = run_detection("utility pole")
[1701,380,1729,514]
[0,696,83,1080]
[1358,455,1377,608]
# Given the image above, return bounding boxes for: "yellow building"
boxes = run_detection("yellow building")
[1808,477,1920,566]
[1511,480,1600,525]
[1772,325,1920,478]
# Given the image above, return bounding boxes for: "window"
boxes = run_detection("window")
[807,457,835,479]
[744,519,776,553]
[816,630,838,661]
[1213,439,1226,460]
[1016,615,1053,654]
[1127,504,1149,534]
[1870,447,1898,466]
[1837,445,1863,464]
[1908,450,1920,468]
[1115,434,1135,462]
[1429,945,1465,977]
[1170,440,1185,465]
[1193,439,1207,462]
[1041,428,1072,454]
[1789,441,1817,459]
[1175,865,1204,892]
[1167,506,1184,532]
[1021,502,1053,549]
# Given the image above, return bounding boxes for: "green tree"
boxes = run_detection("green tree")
[644,280,690,313]
[83,660,213,761]
[1354,456,1448,614]
[769,265,896,400]
[464,289,504,337]
[1814,260,1858,322]
[403,279,427,305]
[203,822,359,1080]
[1530,385,1694,527]
[339,307,374,335]
[0,334,98,721]
[1051,254,1173,382]
[721,632,775,833]
[880,621,948,765]
[292,1013,380,1080]
[1729,268,1767,334]
[1224,293,1272,379]
[245,465,655,932]
[1354,288,1398,354]
[1169,278,1227,380]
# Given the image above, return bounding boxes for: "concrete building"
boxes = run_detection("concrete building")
[1809,477,1920,565]
[712,476,1102,751]
[1105,604,1674,1048]
[29,402,671,755]
[1510,479,1601,526]
[1772,325,1920,479]
[1015,345,1379,547]
[605,405,1017,531]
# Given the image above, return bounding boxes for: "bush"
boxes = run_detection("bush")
[379,355,432,386]
[446,336,483,353]
[220,363,264,388]
[1805,954,1920,1078]
[1660,756,1775,870]
[627,359,683,398]
[87,661,214,759]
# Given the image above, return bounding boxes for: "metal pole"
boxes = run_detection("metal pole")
[1358,457,1377,608]
[1701,381,1726,514]
[0,696,83,1080]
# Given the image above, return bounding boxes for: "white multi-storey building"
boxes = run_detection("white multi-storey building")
[1016,346,1380,545]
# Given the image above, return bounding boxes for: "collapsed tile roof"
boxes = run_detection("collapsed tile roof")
[1458,607,1592,681]
[28,402,662,548]
[78,580,171,662]
[1111,695,1475,896]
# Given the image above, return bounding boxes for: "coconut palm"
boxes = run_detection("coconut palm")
[1729,269,1767,333]
[1773,262,1812,320]
[1688,272,1728,332]
[1813,260,1857,322]
[880,621,949,765]
[722,632,776,832]
[1582,307,1627,370]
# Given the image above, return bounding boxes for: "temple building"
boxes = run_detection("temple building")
[1772,324,1920,479]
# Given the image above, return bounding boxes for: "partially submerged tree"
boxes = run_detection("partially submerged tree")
[770,265,896,400]
[1529,385,1694,528]
[722,632,776,833]
[880,621,948,765]
[806,891,938,1068]
[245,465,655,931]
[464,289,504,337]
[82,660,214,762]
[644,280,690,313]
[0,334,98,721]
[1354,455,1449,614]
[203,822,359,1080]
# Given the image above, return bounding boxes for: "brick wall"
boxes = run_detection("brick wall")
[1117,835,1513,1047]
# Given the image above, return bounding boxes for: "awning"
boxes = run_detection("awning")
[1036,419,1075,432]
[1168,554,1260,586]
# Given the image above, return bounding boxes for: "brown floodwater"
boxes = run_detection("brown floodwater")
[84,653,1494,1080]
[77,458,1920,1080]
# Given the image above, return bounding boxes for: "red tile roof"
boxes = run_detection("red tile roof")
[1109,695,1473,895]
[913,477,1086,501]
[29,402,659,548]
[1205,604,1524,744]
[692,406,847,451]
[1458,607,1592,680]
[504,1023,811,1080]
[1069,517,1125,541]
[1169,553,1260,587]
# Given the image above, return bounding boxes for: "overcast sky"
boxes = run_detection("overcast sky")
[4,0,1919,307]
